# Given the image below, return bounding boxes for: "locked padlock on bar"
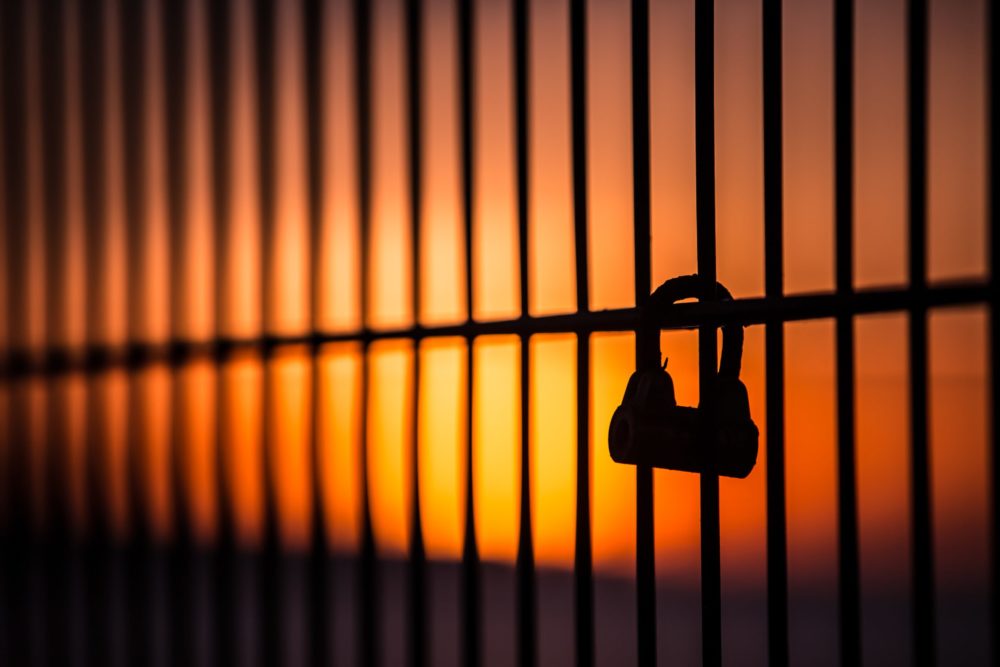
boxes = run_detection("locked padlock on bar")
[608,275,759,478]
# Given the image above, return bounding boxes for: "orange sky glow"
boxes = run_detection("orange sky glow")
[0,0,991,598]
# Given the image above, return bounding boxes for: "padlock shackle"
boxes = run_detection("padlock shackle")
[645,275,744,379]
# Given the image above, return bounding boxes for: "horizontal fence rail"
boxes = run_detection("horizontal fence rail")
[0,283,990,379]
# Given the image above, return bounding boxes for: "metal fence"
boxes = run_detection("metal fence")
[0,0,997,665]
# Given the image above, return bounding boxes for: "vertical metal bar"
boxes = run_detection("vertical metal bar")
[358,333,376,667]
[461,344,478,667]
[164,0,189,467]
[301,0,328,663]
[163,0,188,336]
[39,5,72,658]
[513,0,530,322]
[761,0,789,664]
[575,334,593,664]
[79,1,112,663]
[21,6,50,656]
[119,0,147,533]
[62,34,87,648]
[461,351,480,667]
[630,0,658,664]
[21,8,48,659]
[1,0,29,551]
[569,0,594,664]
[162,0,195,662]
[406,0,429,663]
[513,0,537,664]
[207,0,237,664]
[0,106,8,665]
[569,0,589,323]
[39,0,67,376]
[40,0,67,370]
[118,0,152,662]
[906,0,934,664]
[409,275,426,649]
[989,2,1000,664]
[833,0,862,663]
[254,0,282,665]
[355,0,379,662]
[0,0,30,384]
[517,336,535,667]
[0,0,32,628]
[694,0,721,664]
[79,0,106,369]
[457,0,481,663]
[254,0,280,663]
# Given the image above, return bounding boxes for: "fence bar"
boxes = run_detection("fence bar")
[461,346,479,667]
[761,0,789,664]
[5,1,31,362]
[4,4,34,658]
[39,0,67,375]
[694,0,722,664]
[118,0,146,537]
[207,0,238,663]
[164,0,190,542]
[0,82,29,650]
[79,0,105,356]
[907,0,935,664]
[833,0,862,663]
[118,0,153,662]
[253,0,281,663]
[461,329,477,667]
[22,6,49,652]
[630,1,658,663]
[406,0,429,663]
[39,0,72,662]
[118,0,150,596]
[458,0,481,662]
[569,0,594,664]
[78,1,114,663]
[834,163,862,666]
[39,0,69,575]
[301,0,329,662]
[164,0,188,344]
[517,336,536,667]
[409,352,425,667]
[1,0,29,547]
[355,0,379,662]
[513,0,538,665]
[574,336,593,666]
[989,1,1000,663]
[163,0,197,662]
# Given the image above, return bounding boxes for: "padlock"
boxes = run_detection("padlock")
[608,275,759,478]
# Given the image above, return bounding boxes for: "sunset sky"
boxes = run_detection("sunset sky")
[0,0,990,607]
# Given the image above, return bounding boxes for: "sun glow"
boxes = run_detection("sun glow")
[1,0,989,595]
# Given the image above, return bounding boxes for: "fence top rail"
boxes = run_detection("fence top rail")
[0,279,988,379]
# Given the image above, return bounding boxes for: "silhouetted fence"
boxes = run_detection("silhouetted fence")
[1,0,997,665]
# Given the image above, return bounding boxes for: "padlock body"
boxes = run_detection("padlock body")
[608,371,759,478]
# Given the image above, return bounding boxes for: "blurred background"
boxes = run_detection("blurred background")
[0,0,993,664]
